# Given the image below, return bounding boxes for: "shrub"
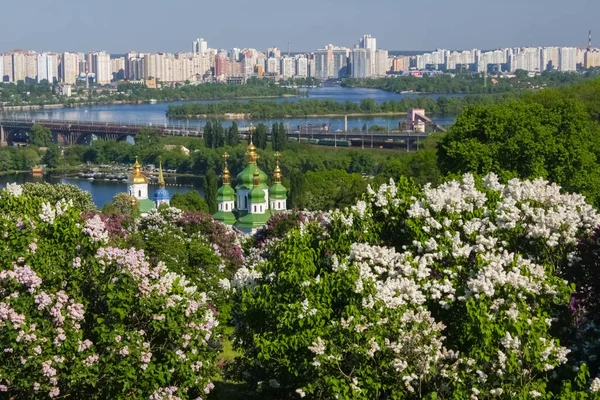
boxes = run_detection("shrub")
[231,174,600,398]
[0,184,220,399]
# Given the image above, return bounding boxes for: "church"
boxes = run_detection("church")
[213,132,288,234]
[127,131,287,233]
[129,157,171,215]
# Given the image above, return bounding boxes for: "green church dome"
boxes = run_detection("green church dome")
[269,183,287,199]
[236,164,268,190]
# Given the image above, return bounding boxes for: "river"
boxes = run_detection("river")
[0,86,458,131]
[0,86,455,206]
[0,172,204,208]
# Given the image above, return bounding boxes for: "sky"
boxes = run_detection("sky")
[1,0,599,54]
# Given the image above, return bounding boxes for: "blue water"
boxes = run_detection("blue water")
[0,86,457,131]
[0,172,203,208]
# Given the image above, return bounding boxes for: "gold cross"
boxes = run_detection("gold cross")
[248,123,254,144]
[222,152,229,168]
[274,151,281,166]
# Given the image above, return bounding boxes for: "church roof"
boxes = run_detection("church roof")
[269,183,287,199]
[154,187,171,201]
[130,157,148,184]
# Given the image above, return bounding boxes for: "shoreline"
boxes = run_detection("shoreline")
[168,111,408,120]
[0,94,301,111]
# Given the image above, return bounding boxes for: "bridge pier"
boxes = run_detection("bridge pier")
[0,123,6,147]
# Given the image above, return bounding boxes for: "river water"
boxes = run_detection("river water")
[0,86,457,131]
[0,172,204,208]
[0,86,456,206]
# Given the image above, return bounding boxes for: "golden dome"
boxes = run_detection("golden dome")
[222,152,231,185]
[131,157,148,184]
[247,123,258,165]
[273,151,282,184]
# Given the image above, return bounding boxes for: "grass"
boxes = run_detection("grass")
[208,327,253,400]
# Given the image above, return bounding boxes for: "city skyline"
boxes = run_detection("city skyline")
[1,0,599,54]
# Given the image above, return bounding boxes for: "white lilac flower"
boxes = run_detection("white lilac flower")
[5,183,23,197]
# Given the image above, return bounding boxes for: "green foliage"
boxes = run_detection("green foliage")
[41,144,60,168]
[29,124,53,147]
[227,121,239,147]
[342,69,600,94]
[115,80,297,103]
[0,190,220,399]
[102,192,140,218]
[297,169,368,211]
[21,182,95,211]
[170,191,209,213]
[204,169,218,214]
[166,95,517,118]
[254,123,268,150]
[438,95,600,206]
[231,174,600,399]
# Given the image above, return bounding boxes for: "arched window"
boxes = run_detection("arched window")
[253,205,257,212]
[138,190,141,197]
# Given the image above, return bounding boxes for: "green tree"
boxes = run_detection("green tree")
[134,127,160,152]
[41,144,61,168]
[277,121,286,151]
[29,124,53,147]
[203,169,218,214]
[255,123,268,150]
[299,169,367,211]
[204,121,214,149]
[438,97,600,206]
[287,168,304,209]
[0,149,14,171]
[102,192,140,218]
[271,123,279,151]
[214,121,225,148]
[170,190,210,212]
[227,121,239,146]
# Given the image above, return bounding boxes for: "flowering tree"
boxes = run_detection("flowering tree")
[0,184,220,399]
[231,174,600,398]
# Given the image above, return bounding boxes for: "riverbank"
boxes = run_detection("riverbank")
[0,94,303,112]
[173,111,408,119]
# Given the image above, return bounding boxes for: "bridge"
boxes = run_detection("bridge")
[0,118,431,150]
[0,119,202,146]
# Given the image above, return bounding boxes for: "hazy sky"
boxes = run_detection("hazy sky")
[1,0,598,53]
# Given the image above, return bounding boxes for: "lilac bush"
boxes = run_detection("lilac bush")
[231,174,600,399]
[0,186,220,399]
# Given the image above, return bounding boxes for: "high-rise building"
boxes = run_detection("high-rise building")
[332,49,349,78]
[296,57,308,77]
[350,49,367,78]
[61,52,79,84]
[193,38,208,54]
[111,57,126,81]
[266,57,279,74]
[585,49,600,68]
[92,52,112,84]
[3,55,13,82]
[37,53,54,83]
[375,49,389,76]
[313,49,329,80]
[11,52,27,82]
[559,47,577,72]
[0,55,4,82]
[360,34,376,51]
[267,47,281,58]
[25,52,38,82]
[541,47,560,71]
[280,57,295,78]
[215,53,228,77]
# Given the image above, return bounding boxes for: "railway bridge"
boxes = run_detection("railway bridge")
[0,119,431,150]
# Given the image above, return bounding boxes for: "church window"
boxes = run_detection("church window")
[138,190,141,197]
[254,205,257,212]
